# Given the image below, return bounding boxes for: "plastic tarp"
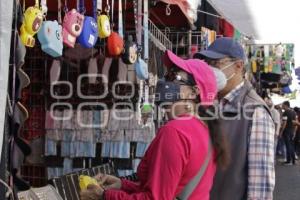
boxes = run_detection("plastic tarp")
[207,0,300,66]
[160,0,201,24]
[0,0,13,160]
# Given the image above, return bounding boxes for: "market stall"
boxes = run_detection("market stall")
[0,0,203,199]
[4,0,298,199]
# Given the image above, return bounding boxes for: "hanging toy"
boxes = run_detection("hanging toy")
[62,0,84,48]
[79,175,99,190]
[121,0,137,64]
[251,59,257,73]
[122,35,138,64]
[275,44,284,58]
[264,57,269,73]
[20,0,43,47]
[37,0,63,57]
[77,0,99,48]
[268,57,273,72]
[135,57,149,80]
[134,0,149,80]
[97,0,111,38]
[141,85,152,115]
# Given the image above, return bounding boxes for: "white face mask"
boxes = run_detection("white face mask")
[220,61,236,81]
[210,67,227,91]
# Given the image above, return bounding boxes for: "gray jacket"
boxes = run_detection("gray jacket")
[210,81,273,200]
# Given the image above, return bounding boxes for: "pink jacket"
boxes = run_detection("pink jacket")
[105,115,216,200]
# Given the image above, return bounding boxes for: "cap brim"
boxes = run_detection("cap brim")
[194,50,227,59]
[163,50,192,74]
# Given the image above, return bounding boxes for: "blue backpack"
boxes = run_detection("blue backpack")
[77,0,98,48]
[37,20,63,57]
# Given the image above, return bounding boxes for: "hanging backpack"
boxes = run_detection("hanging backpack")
[122,35,138,64]
[37,0,63,57]
[20,0,43,47]
[107,32,124,56]
[97,0,111,38]
[62,0,84,48]
[134,0,149,80]
[77,0,99,48]
[107,0,124,56]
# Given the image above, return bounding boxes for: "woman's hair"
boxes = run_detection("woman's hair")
[198,106,230,170]
[172,65,230,169]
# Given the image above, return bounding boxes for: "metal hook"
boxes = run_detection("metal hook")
[105,2,110,13]
[164,27,170,36]
[166,4,171,16]
[64,0,69,13]
[82,7,86,14]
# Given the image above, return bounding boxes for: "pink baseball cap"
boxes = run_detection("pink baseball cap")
[163,50,225,105]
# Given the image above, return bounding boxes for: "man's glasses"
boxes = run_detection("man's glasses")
[206,58,238,67]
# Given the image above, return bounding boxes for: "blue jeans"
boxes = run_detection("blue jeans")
[283,132,296,163]
[277,137,286,157]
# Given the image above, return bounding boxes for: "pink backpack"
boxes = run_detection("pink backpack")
[62,9,84,48]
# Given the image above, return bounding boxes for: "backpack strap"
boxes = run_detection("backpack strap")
[176,141,212,200]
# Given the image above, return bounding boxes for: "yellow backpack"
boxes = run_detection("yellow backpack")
[20,0,43,47]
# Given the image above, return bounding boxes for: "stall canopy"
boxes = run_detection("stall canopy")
[207,0,300,66]
[159,0,200,25]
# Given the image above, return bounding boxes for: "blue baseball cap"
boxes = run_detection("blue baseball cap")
[194,37,245,60]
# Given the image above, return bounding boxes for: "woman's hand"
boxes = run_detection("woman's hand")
[95,173,122,190]
[80,184,104,200]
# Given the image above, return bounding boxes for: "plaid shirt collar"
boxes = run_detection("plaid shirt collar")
[222,81,245,104]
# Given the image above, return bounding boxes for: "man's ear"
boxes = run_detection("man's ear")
[235,60,244,73]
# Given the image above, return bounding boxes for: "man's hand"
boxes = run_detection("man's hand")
[95,173,122,190]
[293,120,300,126]
[80,184,104,200]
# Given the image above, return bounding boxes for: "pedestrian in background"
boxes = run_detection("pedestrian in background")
[275,105,286,159]
[293,107,300,156]
[280,101,297,165]
[265,96,281,157]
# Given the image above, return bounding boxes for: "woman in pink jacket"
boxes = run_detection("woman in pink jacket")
[80,50,229,200]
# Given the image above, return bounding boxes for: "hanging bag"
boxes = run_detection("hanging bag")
[107,0,124,56]
[107,32,124,56]
[122,35,138,64]
[62,0,84,48]
[77,0,99,48]
[134,0,149,80]
[20,0,43,47]
[37,0,63,57]
[122,0,138,64]
[97,0,111,38]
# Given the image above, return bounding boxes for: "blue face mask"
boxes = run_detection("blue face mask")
[154,79,181,105]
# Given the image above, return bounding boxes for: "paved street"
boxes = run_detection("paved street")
[274,162,300,200]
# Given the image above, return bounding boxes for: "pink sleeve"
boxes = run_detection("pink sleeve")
[120,179,140,194]
[104,126,190,200]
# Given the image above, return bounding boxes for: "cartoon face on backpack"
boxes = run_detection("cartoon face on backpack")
[98,14,111,38]
[37,20,63,57]
[77,16,98,48]
[20,6,43,47]
[62,9,84,47]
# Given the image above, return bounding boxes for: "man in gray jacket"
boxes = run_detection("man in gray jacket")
[194,37,275,200]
